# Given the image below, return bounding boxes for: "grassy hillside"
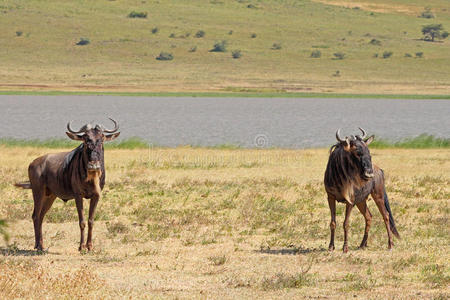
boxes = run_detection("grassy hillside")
[0,0,449,94]
[0,147,449,298]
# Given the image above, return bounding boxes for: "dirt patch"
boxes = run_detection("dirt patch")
[312,0,420,15]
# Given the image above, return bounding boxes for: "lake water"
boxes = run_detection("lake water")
[0,95,448,148]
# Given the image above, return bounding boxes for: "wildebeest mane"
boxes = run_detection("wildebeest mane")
[62,143,84,171]
[325,143,360,195]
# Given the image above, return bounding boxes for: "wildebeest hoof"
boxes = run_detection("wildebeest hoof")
[78,244,87,251]
[328,245,335,251]
[342,246,348,253]
[86,243,93,251]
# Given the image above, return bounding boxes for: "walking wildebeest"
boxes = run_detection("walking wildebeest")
[324,128,399,252]
[15,118,120,251]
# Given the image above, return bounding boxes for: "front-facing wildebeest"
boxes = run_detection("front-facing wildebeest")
[324,128,399,252]
[15,118,120,251]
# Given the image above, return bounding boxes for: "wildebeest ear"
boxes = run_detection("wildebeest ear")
[66,132,84,141]
[364,135,375,145]
[104,132,120,141]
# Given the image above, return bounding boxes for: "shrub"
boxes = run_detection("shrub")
[128,11,147,18]
[404,53,412,57]
[271,43,282,50]
[419,7,434,19]
[415,52,424,58]
[333,70,341,77]
[210,40,227,52]
[382,51,393,58]
[189,46,197,52]
[156,52,173,61]
[232,50,242,59]
[369,38,381,45]
[195,30,205,38]
[76,38,90,46]
[333,52,345,59]
[310,50,321,58]
[251,33,257,38]
[373,53,379,58]
[169,33,176,38]
[15,31,23,36]
[151,27,158,34]
[228,30,233,35]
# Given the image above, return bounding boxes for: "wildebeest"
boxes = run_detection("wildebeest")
[15,118,120,251]
[324,128,399,252]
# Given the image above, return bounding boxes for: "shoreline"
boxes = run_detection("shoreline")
[1,90,449,99]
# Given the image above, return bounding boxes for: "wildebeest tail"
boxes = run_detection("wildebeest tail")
[384,189,400,239]
[14,181,32,189]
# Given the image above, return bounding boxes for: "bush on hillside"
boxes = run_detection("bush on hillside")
[76,38,90,46]
[128,11,147,18]
[382,51,393,59]
[232,50,242,59]
[310,50,321,58]
[156,52,173,61]
[333,52,345,60]
[195,30,205,38]
[210,40,227,52]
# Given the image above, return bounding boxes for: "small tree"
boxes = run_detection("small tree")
[422,24,449,42]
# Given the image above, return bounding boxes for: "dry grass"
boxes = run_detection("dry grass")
[0,146,449,298]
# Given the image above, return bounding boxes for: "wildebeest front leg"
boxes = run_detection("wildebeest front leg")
[75,196,86,251]
[86,195,99,251]
[356,200,372,249]
[343,203,353,253]
[327,195,336,251]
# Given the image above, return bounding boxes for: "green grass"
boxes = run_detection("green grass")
[0,0,449,94]
[1,135,448,149]
[0,137,152,149]
[371,134,450,148]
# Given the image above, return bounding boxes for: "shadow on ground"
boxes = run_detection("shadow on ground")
[0,246,58,256]
[256,246,327,255]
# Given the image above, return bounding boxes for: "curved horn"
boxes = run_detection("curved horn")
[102,117,119,133]
[336,128,346,143]
[67,121,85,134]
[358,127,367,139]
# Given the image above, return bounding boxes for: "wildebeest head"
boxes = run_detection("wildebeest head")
[66,118,120,171]
[335,127,375,180]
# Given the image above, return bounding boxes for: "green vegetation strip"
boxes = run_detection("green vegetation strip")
[0,90,449,99]
[1,134,448,149]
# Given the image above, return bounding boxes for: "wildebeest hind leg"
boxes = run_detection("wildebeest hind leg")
[37,194,56,250]
[31,186,45,250]
[327,195,336,251]
[373,194,394,249]
[356,200,372,249]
